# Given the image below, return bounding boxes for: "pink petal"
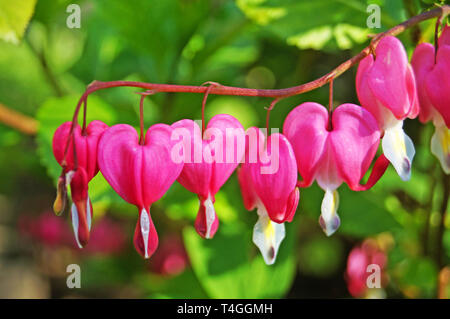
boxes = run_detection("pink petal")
[438,25,450,47]
[69,167,91,247]
[206,114,245,195]
[237,165,257,211]
[356,55,391,129]
[194,197,219,239]
[248,132,298,223]
[330,104,381,190]
[367,36,414,120]
[411,43,437,123]
[172,119,213,198]
[133,207,158,259]
[98,124,183,208]
[52,120,108,181]
[283,102,328,187]
[426,45,450,128]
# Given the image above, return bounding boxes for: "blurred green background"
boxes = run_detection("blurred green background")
[0,0,449,298]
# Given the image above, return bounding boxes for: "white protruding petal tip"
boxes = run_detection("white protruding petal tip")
[65,170,75,188]
[71,203,82,249]
[204,197,216,239]
[319,189,340,237]
[86,195,92,231]
[140,208,150,259]
[431,124,450,175]
[382,121,415,181]
[253,205,285,265]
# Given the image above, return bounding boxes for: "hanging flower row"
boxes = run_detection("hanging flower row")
[51,22,450,265]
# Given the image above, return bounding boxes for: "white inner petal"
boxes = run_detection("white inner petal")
[86,195,92,231]
[319,189,341,237]
[252,203,285,265]
[65,170,75,188]
[382,120,415,181]
[140,208,150,259]
[204,196,216,239]
[71,203,82,248]
[431,124,450,174]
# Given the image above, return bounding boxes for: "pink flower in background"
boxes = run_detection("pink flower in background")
[52,120,108,247]
[172,115,245,239]
[83,217,127,255]
[411,26,450,174]
[19,212,127,255]
[356,36,418,181]
[150,235,189,276]
[18,212,72,247]
[284,103,382,236]
[98,123,184,259]
[346,239,388,298]
[238,127,299,265]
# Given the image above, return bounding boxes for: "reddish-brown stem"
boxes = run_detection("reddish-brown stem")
[328,78,334,113]
[81,98,87,135]
[435,14,443,64]
[265,98,281,135]
[139,94,146,145]
[328,78,334,131]
[201,84,216,135]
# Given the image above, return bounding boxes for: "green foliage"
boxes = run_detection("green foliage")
[0,0,37,44]
[183,221,297,298]
[236,0,401,51]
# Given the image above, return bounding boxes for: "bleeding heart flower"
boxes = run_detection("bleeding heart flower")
[356,36,418,181]
[171,114,245,239]
[97,123,184,259]
[284,103,384,236]
[237,127,299,265]
[52,120,108,247]
[411,26,450,174]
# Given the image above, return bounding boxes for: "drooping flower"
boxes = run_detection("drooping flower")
[237,127,299,265]
[97,123,184,259]
[52,120,108,247]
[284,103,384,236]
[411,25,450,174]
[171,114,245,239]
[356,36,419,181]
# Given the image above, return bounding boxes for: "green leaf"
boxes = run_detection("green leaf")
[0,0,37,44]
[183,220,297,298]
[237,0,400,51]
[392,256,438,298]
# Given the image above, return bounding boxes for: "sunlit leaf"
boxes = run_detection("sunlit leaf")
[183,219,297,298]
[0,0,37,44]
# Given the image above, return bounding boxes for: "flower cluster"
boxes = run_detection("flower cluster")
[51,30,450,265]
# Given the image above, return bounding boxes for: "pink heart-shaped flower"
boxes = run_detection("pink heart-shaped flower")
[237,127,299,265]
[284,102,381,235]
[52,120,108,247]
[356,36,418,128]
[172,114,245,239]
[98,123,184,258]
